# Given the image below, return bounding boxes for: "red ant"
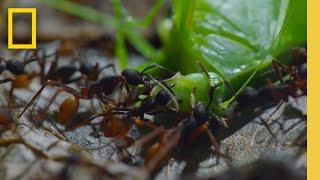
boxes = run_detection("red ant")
[0,50,56,111]
[143,94,230,172]
[82,89,175,138]
[235,48,307,143]
[237,48,307,109]
[18,64,175,124]
[141,66,231,172]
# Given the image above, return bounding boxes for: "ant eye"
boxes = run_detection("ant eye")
[121,69,143,85]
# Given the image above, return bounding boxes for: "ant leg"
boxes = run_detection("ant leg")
[64,76,83,84]
[210,113,228,127]
[8,85,14,113]
[145,132,181,172]
[18,80,80,118]
[99,63,117,75]
[265,100,285,122]
[258,117,278,145]
[0,135,48,158]
[141,63,175,76]
[197,62,226,107]
[22,49,37,63]
[43,89,62,112]
[133,126,165,147]
[0,78,13,84]
[122,81,133,106]
[43,51,60,83]
[272,60,291,84]
[132,117,156,129]
[205,128,232,167]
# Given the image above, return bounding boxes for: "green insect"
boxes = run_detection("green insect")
[144,0,307,114]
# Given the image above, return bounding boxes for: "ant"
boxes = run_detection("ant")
[18,64,176,124]
[116,88,176,119]
[83,89,175,139]
[0,50,56,111]
[237,48,307,110]
[67,89,176,164]
[235,48,307,143]
[143,91,230,173]
[142,65,231,172]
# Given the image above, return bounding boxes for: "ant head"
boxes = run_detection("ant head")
[79,61,93,75]
[193,103,209,125]
[155,90,171,105]
[6,60,26,75]
[121,69,143,85]
[237,87,258,106]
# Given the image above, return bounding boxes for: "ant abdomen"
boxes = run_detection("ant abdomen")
[58,96,79,124]
[103,116,127,137]
[144,142,160,165]
[12,74,32,88]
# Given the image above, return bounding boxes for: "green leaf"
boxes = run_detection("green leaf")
[160,0,306,93]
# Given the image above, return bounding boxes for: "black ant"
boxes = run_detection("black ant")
[18,64,175,124]
[82,89,175,139]
[235,48,307,143]
[0,50,56,111]
[143,94,229,172]
[142,66,230,172]
[117,88,176,119]
[237,47,307,110]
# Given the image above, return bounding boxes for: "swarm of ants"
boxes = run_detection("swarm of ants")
[0,47,306,179]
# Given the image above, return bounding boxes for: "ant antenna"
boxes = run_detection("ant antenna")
[197,62,235,108]
[141,63,176,76]
[197,62,221,108]
[146,75,180,112]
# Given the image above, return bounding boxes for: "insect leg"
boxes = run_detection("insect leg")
[141,63,175,76]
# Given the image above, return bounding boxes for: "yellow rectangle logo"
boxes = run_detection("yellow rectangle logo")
[8,8,36,49]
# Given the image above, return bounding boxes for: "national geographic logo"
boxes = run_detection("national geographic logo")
[7,8,36,49]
